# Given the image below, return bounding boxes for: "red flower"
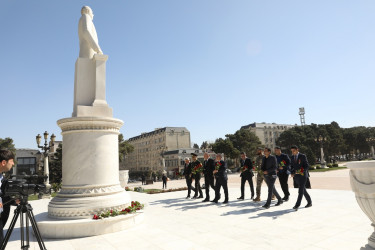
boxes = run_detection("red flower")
[110,210,113,213]
[93,214,99,220]
[136,208,140,210]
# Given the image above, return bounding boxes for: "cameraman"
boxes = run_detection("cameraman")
[0,149,18,242]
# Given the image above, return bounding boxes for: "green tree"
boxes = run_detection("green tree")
[50,143,62,184]
[225,129,262,156]
[200,141,209,149]
[193,143,199,149]
[0,137,16,154]
[119,134,135,162]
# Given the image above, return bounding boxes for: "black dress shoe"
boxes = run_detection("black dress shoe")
[275,200,283,206]
[251,195,254,200]
[198,196,204,199]
[262,204,270,209]
[192,196,197,199]
[293,206,299,211]
[186,196,190,199]
[211,199,218,203]
[305,203,312,208]
[284,197,289,202]
[202,199,209,202]
[223,200,228,204]
[237,197,244,200]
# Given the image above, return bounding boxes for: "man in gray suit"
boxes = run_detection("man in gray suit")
[261,147,283,209]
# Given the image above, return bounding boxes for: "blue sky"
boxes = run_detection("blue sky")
[1,1,375,149]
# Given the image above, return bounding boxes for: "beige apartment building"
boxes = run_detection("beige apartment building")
[241,122,296,149]
[123,127,191,172]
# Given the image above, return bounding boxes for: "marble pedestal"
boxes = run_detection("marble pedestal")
[347,161,375,250]
[48,117,130,219]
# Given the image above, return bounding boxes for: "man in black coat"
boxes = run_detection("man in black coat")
[261,147,283,209]
[212,153,229,204]
[183,157,195,199]
[202,152,215,202]
[191,153,203,199]
[162,174,167,189]
[0,149,18,243]
[237,152,254,200]
[275,146,291,201]
[290,145,312,211]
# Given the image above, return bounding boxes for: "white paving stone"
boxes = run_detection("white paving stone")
[3,188,370,250]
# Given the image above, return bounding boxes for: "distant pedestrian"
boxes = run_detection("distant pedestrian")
[141,174,145,185]
[162,174,167,189]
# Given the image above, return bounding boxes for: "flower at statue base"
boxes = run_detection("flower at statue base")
[92,201,144,220]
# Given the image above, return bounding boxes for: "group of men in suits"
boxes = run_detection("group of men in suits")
[183,152,229,204]
[183,145,312,211]
[237,145,312,210]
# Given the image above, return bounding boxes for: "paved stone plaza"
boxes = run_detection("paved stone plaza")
[4,170,371,250]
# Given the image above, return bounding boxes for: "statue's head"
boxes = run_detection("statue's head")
[81,6,93,19]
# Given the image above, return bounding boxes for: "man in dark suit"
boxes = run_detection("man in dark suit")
[261,147,283,209]
[202,152,215,202]
[183,157,195,199]
[212,153,229,204]
[191,153,203,199]
[237,152,254,200]
[0,149,17,243]
[274,146,291,201]
[290,145,312,211]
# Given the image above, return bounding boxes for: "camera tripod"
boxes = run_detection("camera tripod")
[1,198,47,250]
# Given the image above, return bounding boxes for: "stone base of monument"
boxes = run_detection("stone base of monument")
[37,210,144,238]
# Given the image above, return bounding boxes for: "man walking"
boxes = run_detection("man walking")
[290,145,312,211]
[253,147,264,202]
[261,147,283,209]
[202,152,215,202]
[183,157,195,198]
[275,146,291,201]
[237,152,254,200]
[162,174,167,189]
[212,154,229,204]
[191,153,204,199]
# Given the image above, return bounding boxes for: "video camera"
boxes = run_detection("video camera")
[2,174,48,200]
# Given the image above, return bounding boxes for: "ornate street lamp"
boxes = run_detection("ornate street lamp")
[315,135,327,168]
[36,131,55,189]
[366,137,375,159]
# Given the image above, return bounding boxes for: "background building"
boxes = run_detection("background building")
[14,149,42,175]
[241,122,296,149]
[123,127,191,172]
[163,148,216,176]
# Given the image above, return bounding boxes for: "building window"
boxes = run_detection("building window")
[16,157,37,175]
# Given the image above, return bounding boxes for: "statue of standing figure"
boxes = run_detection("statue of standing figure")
[78,6,103,58]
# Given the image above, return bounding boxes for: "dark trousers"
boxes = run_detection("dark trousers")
[185,176,195,197]
[240,175,254,198]
[278,173,290,198]
[194,177,203,197]
[204,176,215,200]
[264,175,281,206]
[163,181,167,189]
[294,174,312,207]
[215,178,228,201]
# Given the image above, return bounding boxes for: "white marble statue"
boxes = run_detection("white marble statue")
[78,6,103,58]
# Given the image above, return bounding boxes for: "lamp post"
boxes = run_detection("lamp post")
[315,135,327,168]
[36,131,56,189]
[366,137,375,159]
